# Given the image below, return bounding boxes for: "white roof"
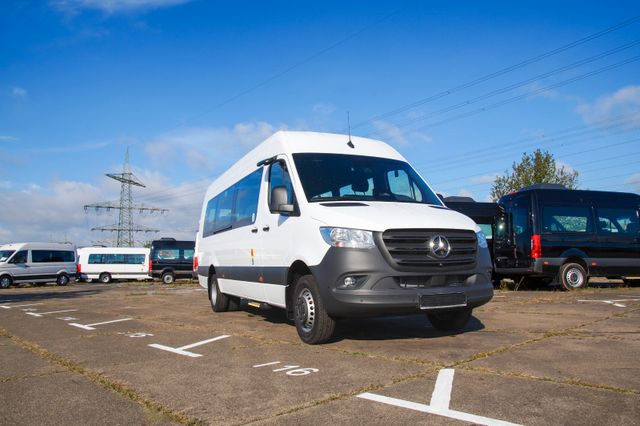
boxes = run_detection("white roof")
[205,131,405,200]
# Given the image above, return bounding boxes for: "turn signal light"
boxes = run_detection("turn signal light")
[531,234,542,259]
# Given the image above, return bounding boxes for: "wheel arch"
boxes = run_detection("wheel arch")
[286,260,312,316]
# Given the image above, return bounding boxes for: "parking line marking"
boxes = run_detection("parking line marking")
[26,309,77,317]
[69,318,133,330]
[148,335,230,358]
[253,361,280,368]
[0,303,44,309]
[429,368,454,411]
[578,298,640,308]
[357,369,522,426]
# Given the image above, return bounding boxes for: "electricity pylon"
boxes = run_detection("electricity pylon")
[84,148,168,247]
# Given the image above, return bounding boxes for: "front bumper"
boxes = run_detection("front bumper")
[309,243,494,318]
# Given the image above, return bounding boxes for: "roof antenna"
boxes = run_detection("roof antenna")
[347,111,355,149]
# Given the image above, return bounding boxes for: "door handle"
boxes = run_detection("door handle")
[262,225,270,232]
[251,227,258,234]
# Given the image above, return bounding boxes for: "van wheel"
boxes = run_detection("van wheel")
[228,296,241,311]
[99,273,112,284]
[208,275,229,312]
[0,275,12,289]
[56,274,69,286]
[427,308,472,332]
[162,272,175,284]
[293,275,335,344]
[559,263,587,290]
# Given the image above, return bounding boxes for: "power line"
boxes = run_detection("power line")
[351,14,640,131]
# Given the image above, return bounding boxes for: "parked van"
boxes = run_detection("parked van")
[494,184,640,290]
[77,247,151,283]
[149,238,195,284]
[443,196,498,257]
[0,242,77,288]
[195,131,493,344]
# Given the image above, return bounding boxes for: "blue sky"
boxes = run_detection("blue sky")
[1,0,639,244]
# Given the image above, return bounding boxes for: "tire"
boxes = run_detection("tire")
[56,274,69,286]
[427,308,472,332]
[208,274,229,312]
[228,296,241,311]
[559,262,588,291]
[162,272,175,284]
[0,275,12,289]
[99,273,112,284]
[293,275,335,344]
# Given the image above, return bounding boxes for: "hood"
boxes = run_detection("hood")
[306,202,478,232]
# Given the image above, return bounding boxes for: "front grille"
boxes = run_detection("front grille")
[380,229,477,270]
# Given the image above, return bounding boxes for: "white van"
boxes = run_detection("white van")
[77,247,151,283]
[0,242,77,288]
[196,131,493,344]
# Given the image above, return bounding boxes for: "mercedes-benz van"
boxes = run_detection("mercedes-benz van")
[195,131,493,344]
[0,242,77,288]
[77,246,151,283]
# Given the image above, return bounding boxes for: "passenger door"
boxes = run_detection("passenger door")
[594,206,640,275]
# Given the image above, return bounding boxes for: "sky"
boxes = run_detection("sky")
[1,0,639,245]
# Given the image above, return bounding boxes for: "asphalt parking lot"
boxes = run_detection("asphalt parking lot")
[1,281,639,426]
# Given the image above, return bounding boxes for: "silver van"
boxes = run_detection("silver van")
[0,242,77,288]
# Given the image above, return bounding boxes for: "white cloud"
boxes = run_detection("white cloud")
[144,121,285,173]
[52,0,192,14]
[312,103,336,115]
[0,181,12,190]
[626,173,640,192]
[11,87,27,98]
[555,160,577,176]
[0,136,18,142]
[576,85,640,125]
[469,173,499,185]
[371,120,432,147]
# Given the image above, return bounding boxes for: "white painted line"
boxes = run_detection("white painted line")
[57,316,78,321]
[253,361,281,368]
[69,318,133,330]
[0,303,44,309]
[429,368,454,411]
[577,298,640,308]
[357,368,522,426]
[26,309,77,318]
[148,335,230,358]
[273,365,300,372]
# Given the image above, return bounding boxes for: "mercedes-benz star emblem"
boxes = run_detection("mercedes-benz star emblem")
[429,235,451,259]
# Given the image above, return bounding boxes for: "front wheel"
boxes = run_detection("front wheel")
[293,275,335,344]
[0,275,12,289]
[56,274,69,286]
[427,308,472,332]
[559,263,588,291]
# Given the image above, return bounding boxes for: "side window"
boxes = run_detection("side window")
[596,207,639,235]
[511,205,529,237]
[10,250,28,264]
[88,254,102,264]
[32,250,50,263]
[214,187,236,233]
[269,161,294,212]
[203,197,218,238]
[387,170,422,201]
[157,249,180,260]
[234,168,262,227]
[183,249,194,260]
[542,206,593,233]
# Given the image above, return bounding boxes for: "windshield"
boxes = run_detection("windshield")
[292,153,442,205]
[0,250,15,262]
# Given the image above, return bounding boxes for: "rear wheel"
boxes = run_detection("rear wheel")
[0,275,12,289]
[427,308,472,332]
[56,274,69,286]
[293,275,335,344]
[162,272,175,284]
[559,262,588,290]
[208,275,229,312]
[99,273,112,284]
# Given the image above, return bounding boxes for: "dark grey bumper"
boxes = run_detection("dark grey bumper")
[309,243,494,318]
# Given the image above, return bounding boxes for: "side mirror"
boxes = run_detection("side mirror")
[270,186,294,214]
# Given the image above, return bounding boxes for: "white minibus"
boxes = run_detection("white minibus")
[196,131,493,344]
[0,242,77,288]
[77,247,151,283]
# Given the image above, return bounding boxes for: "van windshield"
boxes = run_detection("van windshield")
[292,153,442,205]
[0,250,15,262]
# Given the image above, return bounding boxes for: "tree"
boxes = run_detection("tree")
[490,149,579,201]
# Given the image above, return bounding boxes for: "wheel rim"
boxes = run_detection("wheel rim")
[60,276,67,285]
[565,268,584,288]
[211,279,217,304]
[101,275,109,283]
[296,288,316,333]
[0,277,10,288]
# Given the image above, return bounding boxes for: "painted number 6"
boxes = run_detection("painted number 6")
[286,367,319,376]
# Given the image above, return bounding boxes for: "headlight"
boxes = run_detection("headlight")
[476,229,488,249]
[320,227,375,249]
